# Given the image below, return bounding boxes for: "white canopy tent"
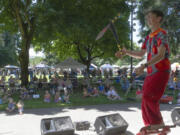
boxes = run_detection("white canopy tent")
[55,57,86,69]
[112,65,120,68]
[4,65,19,69]
[89,63,98,70]
[171,62,180,71]
[100,64,113,70]
[35,63,50,69]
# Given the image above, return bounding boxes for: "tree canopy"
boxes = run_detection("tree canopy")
[33,0,131,73]
[0,0,45,86]
[0,32,18,67]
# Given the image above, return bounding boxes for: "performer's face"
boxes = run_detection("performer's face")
[145,12,162,29]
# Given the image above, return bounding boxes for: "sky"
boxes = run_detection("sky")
[29,48,44,58]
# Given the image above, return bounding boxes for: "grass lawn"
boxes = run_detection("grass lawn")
[0,82,140,110]
[0,81,179,111]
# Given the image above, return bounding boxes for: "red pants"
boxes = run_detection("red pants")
[142,71,170,126]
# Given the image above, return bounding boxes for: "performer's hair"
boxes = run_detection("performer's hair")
[146,9,164,23]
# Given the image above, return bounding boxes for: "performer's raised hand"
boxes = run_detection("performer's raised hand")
[115,48,126,58]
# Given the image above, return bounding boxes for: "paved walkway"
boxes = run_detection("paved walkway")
[0,103,179,135]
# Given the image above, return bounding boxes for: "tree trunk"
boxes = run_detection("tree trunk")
[86,61,91,78]
[19,38,30,87]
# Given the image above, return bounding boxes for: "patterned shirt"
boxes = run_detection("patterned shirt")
[141,28,170,76]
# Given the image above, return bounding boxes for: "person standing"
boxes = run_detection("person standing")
[115,10,171,130]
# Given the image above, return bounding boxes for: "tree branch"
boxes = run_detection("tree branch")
[76,43,86,64]
[13,0,25,37]
[91,52,104,60]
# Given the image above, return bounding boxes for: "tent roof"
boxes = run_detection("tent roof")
[112,65,120,68]
[4,65,19,69]
[91,63,98,68]
[100,64,113,69]
[55,57,86,69]
[35,63,50,68]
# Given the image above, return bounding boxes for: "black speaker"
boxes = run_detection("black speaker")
[171,108,180,126]
[94,113,128,135]
[41,116,75,135]
[74,121,90,131]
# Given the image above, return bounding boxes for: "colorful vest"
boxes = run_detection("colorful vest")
[141,28,170,76]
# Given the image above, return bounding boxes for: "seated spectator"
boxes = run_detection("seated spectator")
[91,87,99,97]
[98,83,105,94]
[38,76,43,90]
[83,87,91,98]
[44,90,51,103]
[16,100,24,115]
[20,86,30,100]
[0,97,2,104]
[54,91,60,103]
[106,86,121,100]
[177,78,180,90]
[115,76,121,83]
[42,75,47,82]
[59,90,70,103]
[168,79,176,95]
[6,98,16,112]
[0,76,5,87]
[50,87,55,95]
[0,88,4,97]
[57,78,64,91]
[33,75,38,82]
[64,89,70,103]
[136,86,142,99]
[6,90,12,97]
[87,86,93,94]
[120,76,130,92]
[104,78,112,87]
[104,84,110,93]
[8,76,15,93]
[82,77,90,88]
[2,95,8,104]
[28,82,36,95]
[64,78,73,93]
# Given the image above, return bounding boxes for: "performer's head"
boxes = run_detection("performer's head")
[145,9,164,30]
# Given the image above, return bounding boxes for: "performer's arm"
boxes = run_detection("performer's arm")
[115,48,146,59]
[124,49,146,59]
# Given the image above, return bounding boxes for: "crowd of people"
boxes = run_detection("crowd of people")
[0,64,179,115]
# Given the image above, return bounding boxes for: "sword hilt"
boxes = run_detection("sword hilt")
[117,44,125,55]
[111,13,120,23]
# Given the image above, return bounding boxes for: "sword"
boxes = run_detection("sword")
[95,13,124,55]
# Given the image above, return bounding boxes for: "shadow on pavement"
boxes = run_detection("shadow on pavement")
[0,103,177,116]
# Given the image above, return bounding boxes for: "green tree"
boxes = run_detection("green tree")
[0,32,18,67]
[0,0,45,86]
[43,53,61,66]
[29,56,43,67]
[34,0,130,74]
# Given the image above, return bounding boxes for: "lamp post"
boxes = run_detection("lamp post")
[130,0,134,83]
